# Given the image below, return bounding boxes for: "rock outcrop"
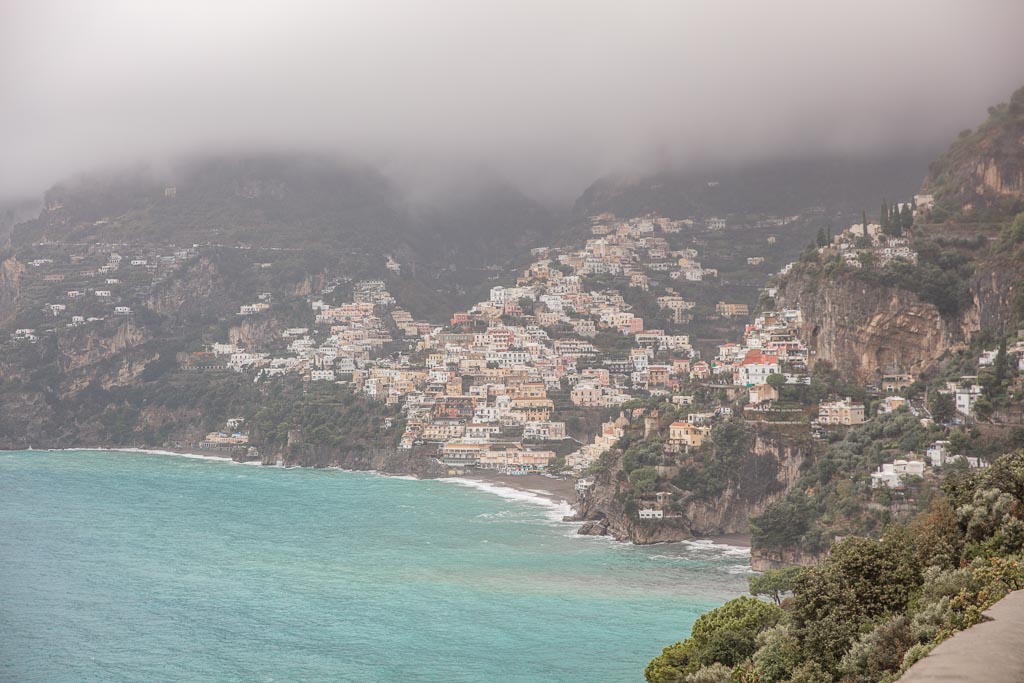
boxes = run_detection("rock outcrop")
[146,257,233,321]
[272,443,448,478]
[0,257,24,328]
[923,85,1024,218]
[776,273,970,385]
[749,546,826,572]
[572,429,807,545]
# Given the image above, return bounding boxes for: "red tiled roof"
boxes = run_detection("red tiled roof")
[740,349,779,366]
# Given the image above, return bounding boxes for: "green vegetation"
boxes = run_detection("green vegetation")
[750,412,941,555]
[247,379,402,456]
[645,597,784,682]
[647,449,1024,682]
[748,566,803,605]
[855,236,976,317]
[926,85,1024,222]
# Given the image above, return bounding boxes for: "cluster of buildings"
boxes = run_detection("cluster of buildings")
[871,438,987,490]
[206,281,420,381]
[819,221,919,270]
[201,212,746,474]
[10,241,201,341]
[580,214,718,284]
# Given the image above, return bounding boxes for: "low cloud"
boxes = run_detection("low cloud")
[2,0,1023,201]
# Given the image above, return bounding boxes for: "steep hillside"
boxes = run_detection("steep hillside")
[572,414,809,544]
[771,86,1024,383]
[775,231,1024,384]
[10,155,562,272]
[924,85,1024,221]
[575,152,934,223]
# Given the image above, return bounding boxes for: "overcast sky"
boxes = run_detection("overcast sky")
[2,0,1024,201]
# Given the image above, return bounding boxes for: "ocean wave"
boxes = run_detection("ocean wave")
[438,477,573,522]
[682,539,751,557]
[47,447,244,464]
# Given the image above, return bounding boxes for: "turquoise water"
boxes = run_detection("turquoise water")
[0,450,748,682]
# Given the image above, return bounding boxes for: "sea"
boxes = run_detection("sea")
[0,449,749,682]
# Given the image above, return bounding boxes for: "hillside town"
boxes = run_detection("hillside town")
[132,208,1020,494]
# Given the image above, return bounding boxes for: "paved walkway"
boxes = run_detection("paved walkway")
[900,589,1024,682]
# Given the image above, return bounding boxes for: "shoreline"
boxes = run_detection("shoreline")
[450,469,577,506]
[27,446,751,551]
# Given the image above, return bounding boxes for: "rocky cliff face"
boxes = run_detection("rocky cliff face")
[749,546,826,572]
[0,257,24,328]
[146,257,233,321]
[573,431,806,544]
[923,85,1024,218]
[776,273,972,384]
[230,316,284,349]
[776,251,1023,384]
[57,319,150,373]
[274,442,448,478]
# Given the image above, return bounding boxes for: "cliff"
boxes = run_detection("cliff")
[776,270,971,384]
[0,257,24,328]
[274,442,448,478]
[924,85,1024,220]
[573,428,807,544]
[748,546,825,572]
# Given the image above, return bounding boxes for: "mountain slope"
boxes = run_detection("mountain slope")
[924,85,1024,221]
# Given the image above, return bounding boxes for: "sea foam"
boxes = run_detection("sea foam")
[439,477,573,522]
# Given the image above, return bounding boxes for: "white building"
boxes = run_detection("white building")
[310,370,335,382]
[871,459,926,489]
[926,441,952,467]
[955,384,983,417]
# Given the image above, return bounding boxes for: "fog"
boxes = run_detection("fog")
[2,0,1024,202]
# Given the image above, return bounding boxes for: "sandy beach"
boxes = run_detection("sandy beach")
[454,469,578,505]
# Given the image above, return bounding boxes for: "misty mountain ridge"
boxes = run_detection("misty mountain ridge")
[574,151,938,222]
[12,149,941,259]
[10,154,562,272]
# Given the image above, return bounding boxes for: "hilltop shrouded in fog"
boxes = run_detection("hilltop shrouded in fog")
[2,0,1024,202]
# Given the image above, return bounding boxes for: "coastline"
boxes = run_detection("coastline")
[29,446,752,551]
[450,469,577,505]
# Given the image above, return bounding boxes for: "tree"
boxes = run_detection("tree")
[629,466,658,494]
[816,227,829,247]
[929,391,955,424]
[901,203,913,232]
[749,566,804,605]
[881,200,903,237]
[974,396,994,422]
[790,535,919,672]
[750,495,814,550]
[838,617,918,683]
[645,597,784,682]
[994,336,1009,387]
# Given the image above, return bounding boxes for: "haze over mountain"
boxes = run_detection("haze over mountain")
[3,0,1024,203]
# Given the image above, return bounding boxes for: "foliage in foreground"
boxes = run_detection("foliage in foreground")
[645,450,1024,683]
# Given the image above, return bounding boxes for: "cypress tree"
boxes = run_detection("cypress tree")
[994,335,1008,387]
[881,201,889,232]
